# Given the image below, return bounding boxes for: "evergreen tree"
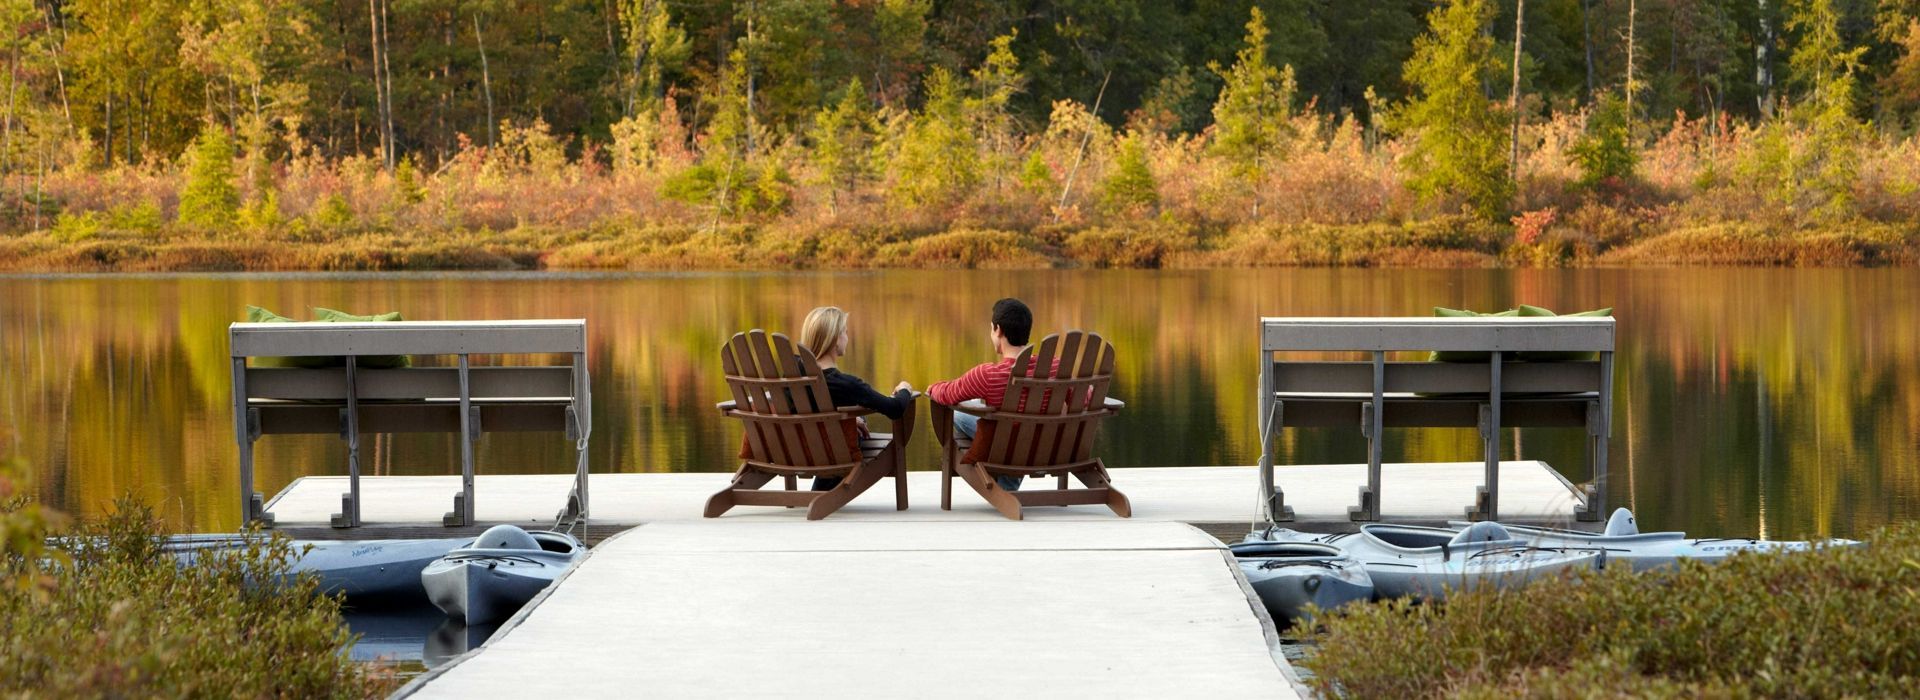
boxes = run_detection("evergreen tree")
[809,78,877,212]
[1568,93,1638,188]
[1209,7,1297,218]
[1100,131,1158,213]
[967,31,1025,193]
[887,67,979,205]
[178,127,240,229]
[620,0,690,115]
[1400,0,1514,219]
[1778,0,1869,217]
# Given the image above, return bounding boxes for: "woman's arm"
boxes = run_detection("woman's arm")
[828,371,909,420]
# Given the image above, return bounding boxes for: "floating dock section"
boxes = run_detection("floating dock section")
[276,462,1587,697]
[399,521,1304,699]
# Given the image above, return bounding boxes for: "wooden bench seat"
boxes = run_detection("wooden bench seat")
[230,320,591,528]
[1258,317,1615,523]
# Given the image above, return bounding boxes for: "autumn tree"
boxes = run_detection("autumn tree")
[1400,0,1513,219]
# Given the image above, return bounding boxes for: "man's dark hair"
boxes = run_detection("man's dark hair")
[991,298,1033,347]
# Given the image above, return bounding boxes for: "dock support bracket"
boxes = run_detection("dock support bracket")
[331,358,362,528]
[1350,351,1386,523]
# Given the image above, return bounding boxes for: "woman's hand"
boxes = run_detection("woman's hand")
[894,380,913,393]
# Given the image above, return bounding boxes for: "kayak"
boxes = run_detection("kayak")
[1229,541,1373,624]
[161,534,471,603]
[1445,508,1864,572]
[421,525,585,625]
[1250,522,1602,602]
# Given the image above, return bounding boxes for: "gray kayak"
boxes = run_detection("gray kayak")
[162,534,471,603]
[1252,522,1602,602]
[1229,541,1373,624]
[422,525,585,625]
[1445,507,1864,572]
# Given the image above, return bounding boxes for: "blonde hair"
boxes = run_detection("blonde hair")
[800,306,849,360]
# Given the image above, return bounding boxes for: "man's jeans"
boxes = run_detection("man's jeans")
[953,412,1023,492]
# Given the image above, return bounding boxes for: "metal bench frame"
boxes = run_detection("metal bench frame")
[229,319,591,528]
[1257,317,1614,523]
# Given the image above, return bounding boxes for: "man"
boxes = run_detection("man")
[928,298,1041,492]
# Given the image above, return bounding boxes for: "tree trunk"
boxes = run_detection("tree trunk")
[44,2,73,131]
[369,0,391,166]
[744,2,757,156]
[1755,0,1775,117]
[379,0,396,167]
[475,14,495,149]
[1626,0,1637,134]
[1581,0,1594,103]
[103,92,113,167]
[1510,0,1527,184]
[1054,72,1111,223]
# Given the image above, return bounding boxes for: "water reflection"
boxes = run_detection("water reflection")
[2,269,1917,538]
[343,606,500,673]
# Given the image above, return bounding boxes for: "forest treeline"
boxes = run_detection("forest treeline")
[1,0,1919,270]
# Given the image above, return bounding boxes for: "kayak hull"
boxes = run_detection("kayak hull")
[1249,525,1602,603]
[1231,541,1373,624]
[421,529,584,625]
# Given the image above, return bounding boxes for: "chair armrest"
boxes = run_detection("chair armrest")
[1104,397,1125,410]
[716,400,737,414]
[951,399,994,417]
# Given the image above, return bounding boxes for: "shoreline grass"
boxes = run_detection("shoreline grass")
[1293,523,1920,697]
[4,217,1914,273]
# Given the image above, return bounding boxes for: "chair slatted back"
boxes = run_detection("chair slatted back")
[721,330,855,468]
[981,331,1116,467]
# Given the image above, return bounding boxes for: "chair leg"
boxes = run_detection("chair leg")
[704,467,775,518]
[808,461,889,520]
[1072,463,1132,518]
[956,463,1023,520]
[941,460,954,511]
[893,454,908,511]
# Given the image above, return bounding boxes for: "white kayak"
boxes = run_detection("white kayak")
[1252,522,1602,602]
[422,525,585,625]
[162,534,470,603]
[1229,541,1374,624]
[1446,508,1864,572]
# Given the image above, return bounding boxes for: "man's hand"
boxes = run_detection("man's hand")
[894,380,913,393]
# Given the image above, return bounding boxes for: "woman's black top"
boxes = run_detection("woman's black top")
[822,368,910,420]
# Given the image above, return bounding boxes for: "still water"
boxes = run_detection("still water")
[3,269,1917,538]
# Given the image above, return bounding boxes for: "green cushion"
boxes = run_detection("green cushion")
[1429,306,1518,362]
[312,307,412,368]
[1514,305,1613,361]
[244,306,333,368]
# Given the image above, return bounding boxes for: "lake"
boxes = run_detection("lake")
[3,269,1916,538]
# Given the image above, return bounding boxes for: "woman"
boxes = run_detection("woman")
[799,306,913,490]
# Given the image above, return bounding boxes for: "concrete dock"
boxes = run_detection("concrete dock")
[287,462,1584,697]
[266,461,1590,540]
[398,521,1305,699]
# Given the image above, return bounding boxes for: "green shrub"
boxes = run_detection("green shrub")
[49,211,105,243]
[177,129,241,230]
[0,490,395,698]
[1297,523,1920,697]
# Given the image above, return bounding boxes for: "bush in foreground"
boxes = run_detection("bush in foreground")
[0,470,394,699]
[1296,522,1920,697]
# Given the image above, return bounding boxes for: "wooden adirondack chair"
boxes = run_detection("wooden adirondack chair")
[705,330,915,520]
[931,331,1130,520]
